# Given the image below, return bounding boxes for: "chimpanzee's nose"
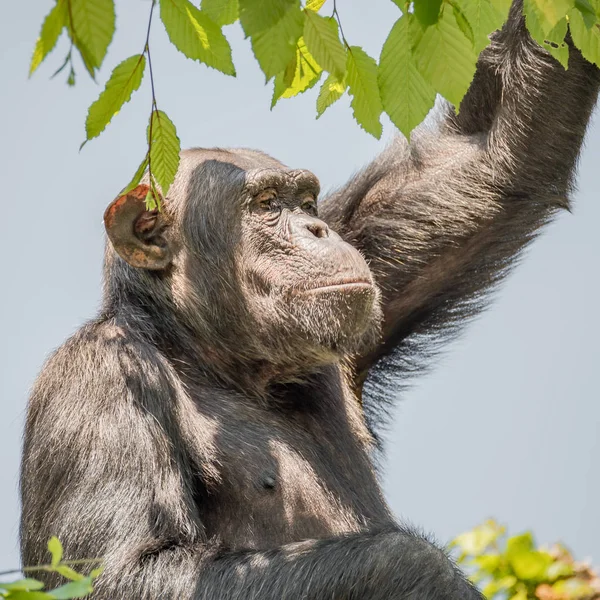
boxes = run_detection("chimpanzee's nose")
[305,219,329,239]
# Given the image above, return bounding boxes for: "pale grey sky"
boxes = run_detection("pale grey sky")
[0,0,598,572]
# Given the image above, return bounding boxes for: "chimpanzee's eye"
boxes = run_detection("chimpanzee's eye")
[256,189,279,213]
[300,197,318,215]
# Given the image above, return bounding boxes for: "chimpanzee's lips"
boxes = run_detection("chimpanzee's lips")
[298,279,373,293]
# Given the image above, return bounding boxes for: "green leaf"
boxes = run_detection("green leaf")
[525,1,570,67]
[251,2,304,80]
[89,566,104,580]
[414,0,443,26]
[48,577,93,599]
[5,592,55,600]
[413,7,478,108]
[346,45,383,138]
[48,536,63,568]
[489,0,512,21]
[509,550,553,581]
[545,559,574,581]
[69,0,116,73]
[303,11,347,80]
[461,0,507,53]
[569,7,600,67]
[148,110,181,197]
[200,0,239,25]
[545,17,570,67]
[551,578,597,597]
[449,1,475,46]
[482,575,517,598]
[271,38,322,107]
[84,54,146,141]
[451,521,504,556]
[378,14,436,138]
[316,73,347,117]
[122,154,149,195]
[574,0,597,27]
[306,0,327,10]
[53,566,85,582]
[510,588,528,600]
[160,0,236,75]
[0,579,45,591]
[238,0,296,36]
[472,553,502,574]
[506,532,535,556]
[145,183,160,211]
[30,0,67,76]
[523,0,573,35]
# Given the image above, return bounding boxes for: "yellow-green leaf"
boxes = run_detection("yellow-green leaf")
[201,0,239,25]
[472,553,502,574]
[122,154,149,195]
[414,0,442,26]
[148,110,181,197]
[346,45,383,138]
[413,8,478,108]
[85,54,146,141]
[47,536,63,568]
[551,578,597,597]
[30,0,67,76]
[271,38,322,107]
[451,521,504,556]
[48,576,94,599]
[450,1,475,46]
[461,0,507,53]
[378,14,436,138]
[544,17,569,68]
[506,533,535,556]
[573,0,597,27]
[569,7,600,67]
[251,3,304,80]
[545,558,574,581]
[509,550,553,581]
[89,566,105,579]
[303,11,347,80]
[524,0,573,35]
[69,0,115,72]
[306,0,327,11]
[509,588,528,600]
[3,592,54,600]
[490,0,512,19]
[160,0,236,75]
[482,575,517,599]
[316,73,346,117]
[0,578,45,592]
[239,0,296,36]
[54,565,85,581]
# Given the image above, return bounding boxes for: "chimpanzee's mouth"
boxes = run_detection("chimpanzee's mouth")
[299,280,373,294]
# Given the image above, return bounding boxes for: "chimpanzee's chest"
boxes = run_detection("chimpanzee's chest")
[186,390,394,551]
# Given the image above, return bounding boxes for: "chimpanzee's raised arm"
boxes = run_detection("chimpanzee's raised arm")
[320,1,600,390]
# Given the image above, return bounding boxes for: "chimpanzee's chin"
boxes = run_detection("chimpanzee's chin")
[289,284,382,355]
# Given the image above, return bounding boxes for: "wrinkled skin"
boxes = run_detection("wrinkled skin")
[20,3,599,599]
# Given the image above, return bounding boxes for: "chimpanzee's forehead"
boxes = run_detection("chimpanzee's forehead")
[180,147,320,198]
[182,147,288,171]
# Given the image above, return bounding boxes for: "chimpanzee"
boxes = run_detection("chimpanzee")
[20,2,599,598]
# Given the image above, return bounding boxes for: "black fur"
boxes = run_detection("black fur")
[20,3,599,598]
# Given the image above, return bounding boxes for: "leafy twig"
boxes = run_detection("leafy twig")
[0,558,102,578]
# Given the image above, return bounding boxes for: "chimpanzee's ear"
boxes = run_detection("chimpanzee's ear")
[104,184,172,270]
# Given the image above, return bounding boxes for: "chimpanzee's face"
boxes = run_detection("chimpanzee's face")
[236,164,381,358]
